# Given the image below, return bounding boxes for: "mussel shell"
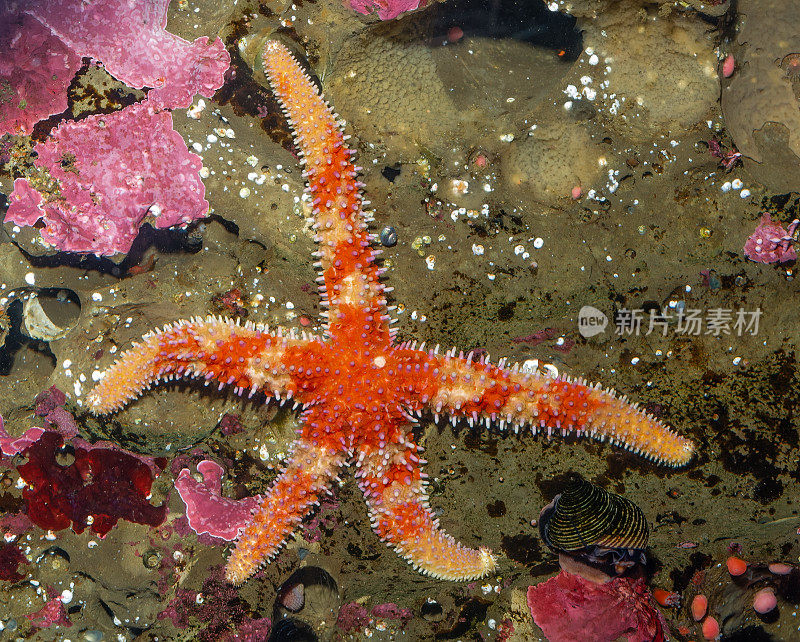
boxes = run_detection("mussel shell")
[238,30,273,77]
[273,566,339,637]
[539,475,648,553]
[21,290,80,342]
[268,617,317,642]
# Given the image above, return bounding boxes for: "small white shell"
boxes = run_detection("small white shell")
[23,294,68,341]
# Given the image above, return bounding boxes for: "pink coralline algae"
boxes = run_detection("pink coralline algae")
[34,385,67,416]
[158,587,198,630]
[219,413,245,436]
[336,602,371,632]
[2,0,230,255]
[5,99,209,255]
[0,511,33,539]
[0,387,85,469]
[346,0,427,20]
[0,420,44,456]
[302,494,339,542]
[175,460,260,541]
[370,602,413,624]
[526,571,670,642]
[23,0,230,110]
[18,430,167,537]
[26,594,71,629]
[0,10,81,135]
[34,385,79,438]
[230,618,273,641]
[335,602,412,632]
[744,214,799,264]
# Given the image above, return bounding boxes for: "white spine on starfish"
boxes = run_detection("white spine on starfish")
[226,436,346,585]
[260,40,389,338]
[86,315,314,414]
[355,440,497,581]
[426,355,694,467]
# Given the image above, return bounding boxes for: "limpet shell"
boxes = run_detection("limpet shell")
[23,294,68,341]
[237,30,272,75]
[539,474,649,553]
[20,289,80,342]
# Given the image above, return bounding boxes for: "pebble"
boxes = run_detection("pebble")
[380,226,398,247]
[447,26,463,43]
[691,594,708,621]
[702,616,720,640]
[726,555,748,576]
[769,562,793,575]
[753,588,777,614]
[722,54,735,78]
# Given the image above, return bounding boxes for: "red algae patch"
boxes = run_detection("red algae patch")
[17,430,166,536]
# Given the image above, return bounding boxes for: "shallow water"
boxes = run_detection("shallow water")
[1,0,800,640]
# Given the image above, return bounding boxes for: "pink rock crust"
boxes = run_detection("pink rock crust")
[22,0,230,109]
[346,0,426,20]
[0,10,81,135]
[0,419,45,456]
[175,460,260,541]
[0,511,34,538]
[5,99,208,255]
[526,570,670,642]
[26,595,71,628]
[336,602,371,632]
[744,213,798,264]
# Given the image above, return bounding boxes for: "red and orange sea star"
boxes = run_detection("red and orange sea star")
[87,40,695,585]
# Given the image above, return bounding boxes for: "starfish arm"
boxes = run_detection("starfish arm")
[355,437,498,581]
[261,40,391,345]
[86,316,316,414]
[423,353,695,467]
[226,435,346,585]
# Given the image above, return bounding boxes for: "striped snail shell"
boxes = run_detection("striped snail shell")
[539,474,649,553]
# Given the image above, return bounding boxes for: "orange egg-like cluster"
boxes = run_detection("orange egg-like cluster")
[726,555,748,576]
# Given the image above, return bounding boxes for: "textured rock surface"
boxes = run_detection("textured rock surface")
[563,0,731,19]
[584,5,719,141]
[327,27,460,155]
[721,0,800,192]
[503,120,606,204]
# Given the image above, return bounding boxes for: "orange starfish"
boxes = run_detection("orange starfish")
[87,40,694,585]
